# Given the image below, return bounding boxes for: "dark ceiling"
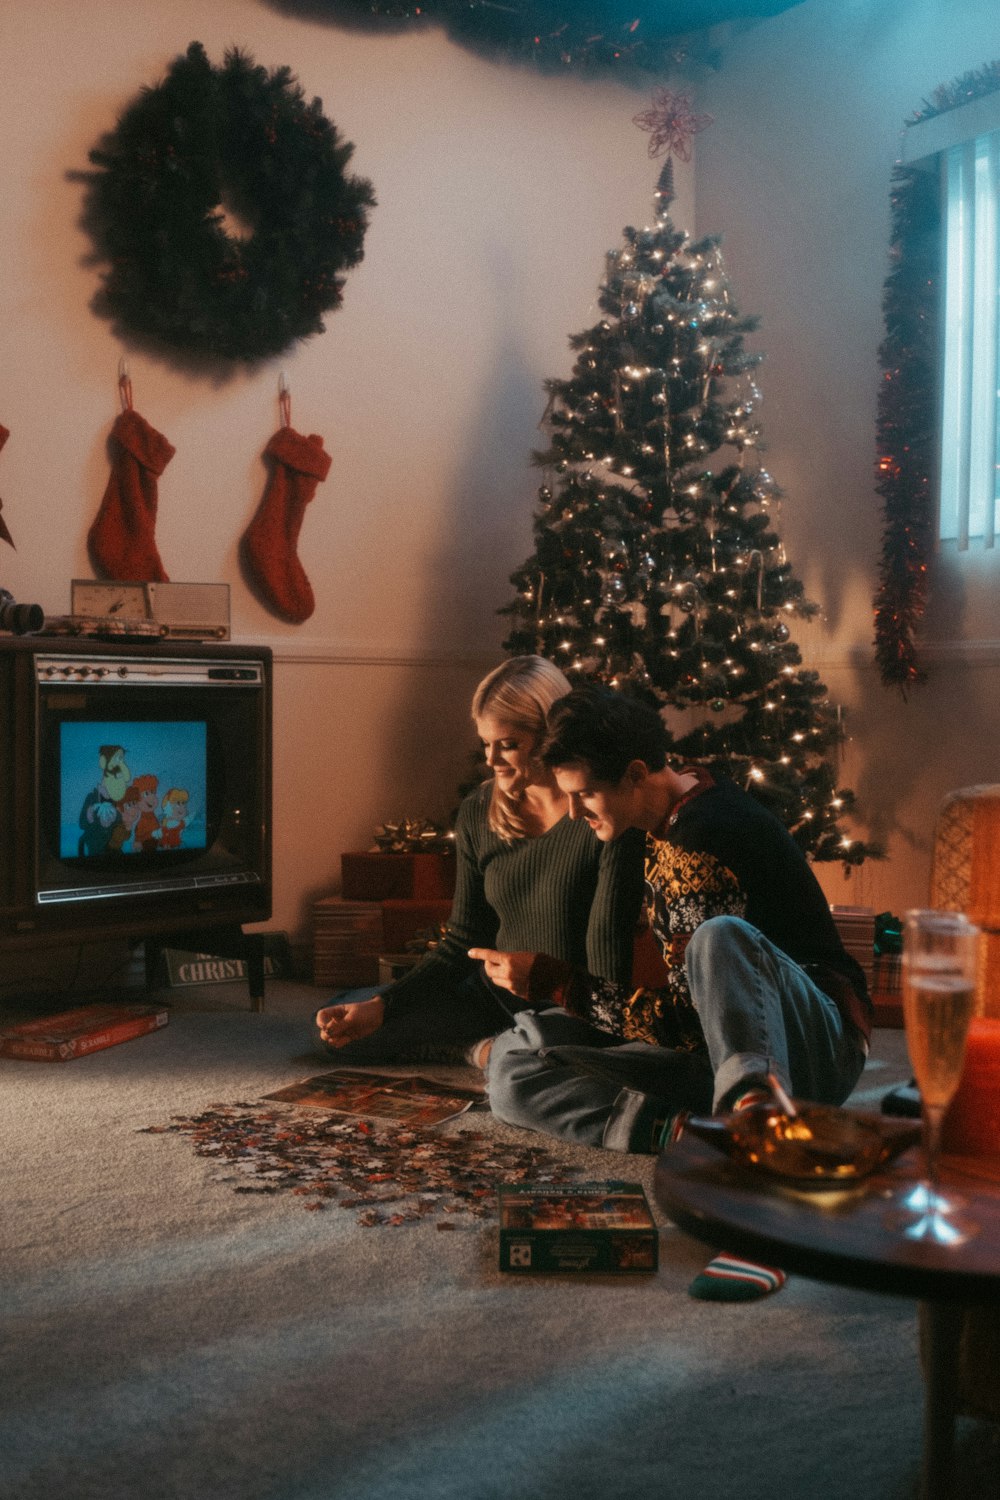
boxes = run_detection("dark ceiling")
[654,1,807,26]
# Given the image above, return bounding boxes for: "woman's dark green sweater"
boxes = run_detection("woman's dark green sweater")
[382,781,645,1021]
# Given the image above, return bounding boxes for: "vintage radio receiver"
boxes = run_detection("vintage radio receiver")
[70,580,230,641]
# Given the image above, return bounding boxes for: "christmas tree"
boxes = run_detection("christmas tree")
[501,94,878,865]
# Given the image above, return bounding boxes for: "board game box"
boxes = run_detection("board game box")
[498,1180,659,1274]
[0,1002,169,1061]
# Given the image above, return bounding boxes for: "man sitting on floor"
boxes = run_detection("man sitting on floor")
[469,685,872,1302]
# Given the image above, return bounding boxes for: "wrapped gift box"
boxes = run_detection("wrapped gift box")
[829,905,876,989]
[313,896,383,988]
[341,851,456,902]
[381,898,452,953]
[312,895,453,989]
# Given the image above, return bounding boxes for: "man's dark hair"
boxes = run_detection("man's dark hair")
[541,686,669,783]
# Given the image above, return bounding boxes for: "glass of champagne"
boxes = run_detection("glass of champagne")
[896,908,979,1245]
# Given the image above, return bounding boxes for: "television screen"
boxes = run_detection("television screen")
[25,648,270,917]
[60,720,208,861]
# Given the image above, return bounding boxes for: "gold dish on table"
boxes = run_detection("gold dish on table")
[684,1102,921,1189]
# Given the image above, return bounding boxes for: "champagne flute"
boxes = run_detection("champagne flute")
[897,908,979,1246]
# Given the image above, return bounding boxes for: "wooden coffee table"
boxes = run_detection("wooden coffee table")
[654,1137,1000,1500]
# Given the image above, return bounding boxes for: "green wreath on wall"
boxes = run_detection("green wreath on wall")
[81,42,376,363]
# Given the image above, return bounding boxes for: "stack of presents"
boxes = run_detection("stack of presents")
[313,850,456,991]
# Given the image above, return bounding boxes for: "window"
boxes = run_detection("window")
[939,130,1000,546]
[875,71,1000,687]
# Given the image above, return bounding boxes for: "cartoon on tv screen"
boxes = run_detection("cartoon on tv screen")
[61,721,208,860]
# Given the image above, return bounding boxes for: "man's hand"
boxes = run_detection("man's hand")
[468,948,537,999]
[315,995,385,1048]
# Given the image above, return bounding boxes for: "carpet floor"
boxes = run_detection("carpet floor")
[2,977,998,1500]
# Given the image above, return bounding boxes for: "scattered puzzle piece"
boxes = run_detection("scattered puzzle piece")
[140,1104,583,1227]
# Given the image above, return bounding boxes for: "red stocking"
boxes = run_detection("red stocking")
[88,407,175,582]
[241,425,331,624]
[0,424,13,548]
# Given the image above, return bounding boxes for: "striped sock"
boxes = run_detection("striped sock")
[726,1084,774,1114]
[651,1108,690,1152]
[688,1256,787,1302]
[687,1081,787,1302]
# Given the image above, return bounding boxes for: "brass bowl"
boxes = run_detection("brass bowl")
[684,1103,921,1189]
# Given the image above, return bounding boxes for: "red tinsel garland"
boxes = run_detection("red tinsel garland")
[872,162,940,691]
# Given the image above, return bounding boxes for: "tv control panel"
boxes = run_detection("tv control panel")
[34,656,265,687]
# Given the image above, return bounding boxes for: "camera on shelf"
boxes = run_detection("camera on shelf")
[0,588,45,635]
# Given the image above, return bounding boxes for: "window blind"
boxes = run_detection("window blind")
[940,130,1000,547]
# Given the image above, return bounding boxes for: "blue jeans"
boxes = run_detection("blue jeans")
[486,916,868,1149]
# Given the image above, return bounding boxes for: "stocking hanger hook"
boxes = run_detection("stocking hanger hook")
[278,371,291,428]
[117,357,133,412]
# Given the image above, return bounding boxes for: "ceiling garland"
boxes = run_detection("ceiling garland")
[262,1,806,75]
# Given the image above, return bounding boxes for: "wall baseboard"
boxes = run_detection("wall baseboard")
[919,638,1000,665]
[801,640,1000,672]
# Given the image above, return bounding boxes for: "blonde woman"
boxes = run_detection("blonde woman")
[316,656,644,1061]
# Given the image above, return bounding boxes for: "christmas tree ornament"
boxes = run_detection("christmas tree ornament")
[240,379,331,624]
[80,43,375,364]
[633,89,714,162]
[87,368,175,583]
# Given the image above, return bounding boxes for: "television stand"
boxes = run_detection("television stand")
[143,925,267,1012]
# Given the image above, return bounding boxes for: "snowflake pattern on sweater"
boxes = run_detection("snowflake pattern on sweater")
[559,771,870,1053]
[577,836,742,1051]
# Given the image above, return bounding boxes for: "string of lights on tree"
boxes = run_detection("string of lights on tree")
[501,92,880,865]
[874,58,1000,691]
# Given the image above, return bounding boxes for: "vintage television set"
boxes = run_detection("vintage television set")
[0,636,272,985]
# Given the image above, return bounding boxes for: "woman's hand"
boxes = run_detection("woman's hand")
[315,995,385,1048]
[468,948,537,999]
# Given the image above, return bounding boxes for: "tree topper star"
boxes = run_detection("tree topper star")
[633,89,713,162]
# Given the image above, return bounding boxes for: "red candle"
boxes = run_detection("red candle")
[942,1018,1000,1159]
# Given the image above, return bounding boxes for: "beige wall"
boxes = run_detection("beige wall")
[0,0,691,957]
[5,0,995,970]
[696,0,1000,916]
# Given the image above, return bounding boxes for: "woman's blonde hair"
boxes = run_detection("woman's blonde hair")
[472,655,571,841]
